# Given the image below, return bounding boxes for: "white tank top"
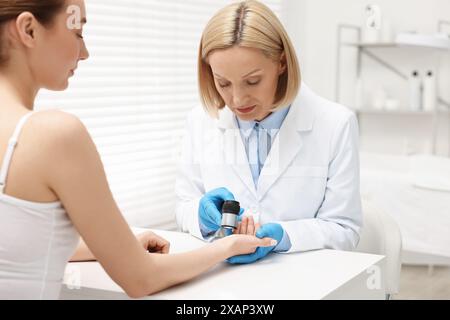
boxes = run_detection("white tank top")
[0,112,79,300]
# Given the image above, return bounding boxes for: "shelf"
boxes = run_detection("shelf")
[396,33,450,50]
[337,23,450,155]
[354,109,449,116]
[343,36,450,51]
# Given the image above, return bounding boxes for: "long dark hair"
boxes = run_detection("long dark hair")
[0,0,66,64]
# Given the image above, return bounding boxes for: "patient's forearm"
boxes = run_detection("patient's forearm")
[141,240,231,295]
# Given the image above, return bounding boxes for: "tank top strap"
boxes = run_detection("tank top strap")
[0,112,35,194]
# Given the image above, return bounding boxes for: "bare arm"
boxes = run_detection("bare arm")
[70,231,170,262]
[44,112,273,298]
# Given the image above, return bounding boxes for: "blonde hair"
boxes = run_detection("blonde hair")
[198,0,301,118]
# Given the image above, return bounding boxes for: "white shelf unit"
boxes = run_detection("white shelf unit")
[335,21,450,155]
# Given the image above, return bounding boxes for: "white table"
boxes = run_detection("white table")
[61,229,386,300]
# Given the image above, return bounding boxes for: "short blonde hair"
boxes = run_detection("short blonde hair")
[198,0,301,118]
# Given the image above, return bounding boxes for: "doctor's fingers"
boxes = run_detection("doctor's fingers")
[204,201,222,224]
[227,252,259,264]
[209,187,236,202]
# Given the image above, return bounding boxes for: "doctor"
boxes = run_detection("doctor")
[175,0,363,263]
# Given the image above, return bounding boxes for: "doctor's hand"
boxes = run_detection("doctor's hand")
[227,223,284,264]
[136,231,170,254]
[198,187,244,232]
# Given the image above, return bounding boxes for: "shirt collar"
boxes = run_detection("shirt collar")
[236,106,291,139]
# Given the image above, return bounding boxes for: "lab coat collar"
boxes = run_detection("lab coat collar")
[236,106,291,138]
[256,83,316,199]
[217,82,315,132]
[215,82,316,199]
[291,83,316,132]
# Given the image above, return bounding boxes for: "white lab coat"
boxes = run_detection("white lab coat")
[175,84,363,253]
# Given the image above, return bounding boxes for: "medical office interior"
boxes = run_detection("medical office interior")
[32,0,450,300]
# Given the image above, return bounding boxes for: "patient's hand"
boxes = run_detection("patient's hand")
[234,216,260,236]
[136,231,170,254]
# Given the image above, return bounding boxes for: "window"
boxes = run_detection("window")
[36,0,284,229]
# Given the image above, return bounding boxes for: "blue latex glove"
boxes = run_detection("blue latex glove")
[198,187,244,233]
[227,223,284,264]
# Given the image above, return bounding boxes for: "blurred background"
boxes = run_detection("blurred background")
[35,0,450,299]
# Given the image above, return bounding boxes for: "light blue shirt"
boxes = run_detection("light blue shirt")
[200,107,292,252]
[236,106,292,252]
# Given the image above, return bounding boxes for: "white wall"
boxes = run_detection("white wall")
[284,0,450,156]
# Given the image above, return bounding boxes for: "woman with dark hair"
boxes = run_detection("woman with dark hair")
[0,0,276,299]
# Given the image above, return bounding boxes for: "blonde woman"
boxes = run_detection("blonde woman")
[176,0,363,264]
[0,0,276,300]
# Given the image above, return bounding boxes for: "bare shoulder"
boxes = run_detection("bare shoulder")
[23,110,103,190]
[30,110,87,134]
[3,110,97,199]
[22,110,98,174]
[28,110,92,150]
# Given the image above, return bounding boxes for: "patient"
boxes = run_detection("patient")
[0,0,276,300]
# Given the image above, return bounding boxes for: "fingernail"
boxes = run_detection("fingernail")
[270,240,278,246]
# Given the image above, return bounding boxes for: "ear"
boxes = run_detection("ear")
[278,52,287,75]
[14,12,38,48]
